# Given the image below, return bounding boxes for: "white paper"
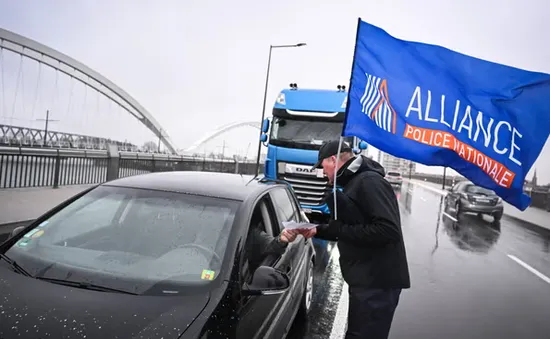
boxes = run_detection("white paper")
[282,221,318,230]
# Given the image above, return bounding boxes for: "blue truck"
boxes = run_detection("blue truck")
[259,84,367,225]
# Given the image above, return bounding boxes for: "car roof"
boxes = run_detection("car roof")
[102,171,280,201]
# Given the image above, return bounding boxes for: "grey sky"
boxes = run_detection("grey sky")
[0,0,548,183]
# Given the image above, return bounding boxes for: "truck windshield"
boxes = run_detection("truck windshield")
[270,117,343,146]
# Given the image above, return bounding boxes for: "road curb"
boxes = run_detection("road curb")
[500,214,550,235]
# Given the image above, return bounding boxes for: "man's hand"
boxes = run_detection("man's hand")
[280,229,299,243]
[297,227,317,239]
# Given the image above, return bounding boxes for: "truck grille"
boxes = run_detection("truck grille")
[277,173,330,206]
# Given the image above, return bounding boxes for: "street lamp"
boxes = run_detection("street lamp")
[254,42,307,175]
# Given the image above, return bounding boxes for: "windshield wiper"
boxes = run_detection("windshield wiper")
[35,277,138,295]
[0,253,32,277]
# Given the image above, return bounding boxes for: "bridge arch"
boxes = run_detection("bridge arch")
[0,28,177,154]
[185,121,260,152]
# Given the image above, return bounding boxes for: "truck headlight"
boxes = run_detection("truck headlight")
[278,162,286,174]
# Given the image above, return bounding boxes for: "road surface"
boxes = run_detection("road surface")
[1,181,549,338]
[288,181,550,339]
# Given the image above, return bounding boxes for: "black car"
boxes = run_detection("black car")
[0,171,316,339]
[444,181,504,221]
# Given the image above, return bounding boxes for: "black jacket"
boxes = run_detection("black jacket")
[315,155,411,289]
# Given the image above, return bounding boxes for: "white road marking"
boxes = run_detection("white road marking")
[442,212,457,222]
[507,254,550,285]
[329,282,349,339]
[327,243,340,267]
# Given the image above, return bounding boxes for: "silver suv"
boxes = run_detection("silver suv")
[385,171,403,188]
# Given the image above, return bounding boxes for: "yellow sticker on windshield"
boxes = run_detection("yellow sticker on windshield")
[31,230,44,239]
[24,229,40,238]
[201,269,215,280]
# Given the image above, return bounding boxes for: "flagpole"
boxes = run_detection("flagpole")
[333,17,362,221]
[333,136,344,220]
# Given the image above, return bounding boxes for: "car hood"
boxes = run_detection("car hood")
[0,269,210,339]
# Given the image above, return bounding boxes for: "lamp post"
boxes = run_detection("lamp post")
[36,110,60,147]
[254,43,307,175]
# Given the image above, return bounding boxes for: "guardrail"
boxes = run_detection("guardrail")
[0,146,263,189]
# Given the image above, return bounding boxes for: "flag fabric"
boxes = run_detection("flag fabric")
[343,18,550,211]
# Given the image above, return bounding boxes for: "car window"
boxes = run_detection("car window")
[6,185,239,296]
[387,172,401,176]
[37,190,129,244]
[269,187,299,231]
[242,198,281,282]
[452,182,462,192]
[465,185,495,195]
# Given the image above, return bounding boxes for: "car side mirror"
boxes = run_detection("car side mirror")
[8,226,26,240]
[242,266,290,296]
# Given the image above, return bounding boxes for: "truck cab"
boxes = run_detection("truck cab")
[259,84,367,224]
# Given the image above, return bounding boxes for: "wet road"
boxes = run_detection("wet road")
[1,181,549,338]
[288,181,550,339]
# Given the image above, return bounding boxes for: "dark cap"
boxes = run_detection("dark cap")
[311,140,352,169]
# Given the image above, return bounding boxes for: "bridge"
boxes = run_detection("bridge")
[0,27,264,157]
[0,27,177,153]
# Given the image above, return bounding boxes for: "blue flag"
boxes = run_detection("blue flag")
[343,19,550,211]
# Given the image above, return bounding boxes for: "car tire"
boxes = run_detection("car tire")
[455,201,462,220]
[297,259,314,320]
[493,212,502,222]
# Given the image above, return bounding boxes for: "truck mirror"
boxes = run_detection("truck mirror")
[260,134,268,142]
[261,119,270,133]
[358,141,368,150]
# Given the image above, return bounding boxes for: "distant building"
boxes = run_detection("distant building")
[380,152,416,175]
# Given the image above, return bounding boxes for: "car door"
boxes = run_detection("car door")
[236,195,288,339]
[266,186,310,338]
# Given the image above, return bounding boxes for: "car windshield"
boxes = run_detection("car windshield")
[387,172,401,176]
[270,117,343,145]
[465,185,495,196]
[4,185,239,295]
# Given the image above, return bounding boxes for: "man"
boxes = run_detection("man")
[245,207,298,277]
[299,140,410,339]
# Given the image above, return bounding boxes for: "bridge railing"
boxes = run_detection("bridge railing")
[0,146,263,189]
